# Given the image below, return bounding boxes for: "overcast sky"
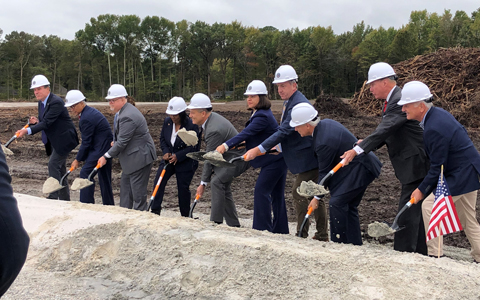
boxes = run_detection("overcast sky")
[2,0,479,40]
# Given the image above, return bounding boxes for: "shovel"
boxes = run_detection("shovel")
[367,197,416,238]
[71,163,102,191]
[297,207,314,237]
[4,123,30,148]
[187,151,236,168]
[188,194,201,218]
[43,166,76,194]
[319,159,345,186]
[147,162,170,211]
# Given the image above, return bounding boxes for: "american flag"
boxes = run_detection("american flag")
[426,175,463,241]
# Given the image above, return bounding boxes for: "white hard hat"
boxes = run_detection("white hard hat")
[187,93,212,109]
[65,90,86,107]
[366,62,396,84]
[244,80,268,95]
[105,84,128,100]
[30,75,50,89]
[289,103,318,127]
[272,65,298,84]
[166,97,187,114]
[398,81,433,105]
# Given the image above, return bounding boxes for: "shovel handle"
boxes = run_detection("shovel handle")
[68,166,75,172]
[15,124,30,137]
[306,206,314,217]
[332,159,345,173]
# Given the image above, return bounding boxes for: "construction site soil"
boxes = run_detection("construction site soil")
[1,99,479,249]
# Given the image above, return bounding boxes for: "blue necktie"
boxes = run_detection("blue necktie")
[39,103,48,144]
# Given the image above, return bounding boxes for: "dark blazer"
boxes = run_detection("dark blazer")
[160,116,200,173]
[418,107,480,196]
[0,148,29,297]
[225,108,284,169]
[108,103,157,174]
[314,119,382,196]
[30,93,79,156]
[359,86,428,184]
[260,90,316,174]
[76,105,113,163]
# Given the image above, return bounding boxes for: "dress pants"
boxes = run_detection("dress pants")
[393,179,427,255]
[47,148,70,200]
[422,190,480,261]
[210,160,250,226]
[79,159,114,205]
[293,168,328,240]
[151,161,196,217]
[120,162,153,211]
[329,186,367,245]
[253,159,289,234]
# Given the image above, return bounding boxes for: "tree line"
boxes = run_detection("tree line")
[1,8,480,102]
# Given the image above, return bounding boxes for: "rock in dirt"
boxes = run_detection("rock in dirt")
[296,180,329,197]
[71,178,93,191]
[368,221,396,238]
[203,151,225,161]
[42,177,63,194]
[177,128,198,146]
[1,144,13,156]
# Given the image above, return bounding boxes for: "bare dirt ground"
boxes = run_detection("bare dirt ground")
[2,100,480,299]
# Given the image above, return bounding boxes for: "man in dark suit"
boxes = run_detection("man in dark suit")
[16,75,79,201]
[291,103,382,245]
[341,63,429,254]
[400,81,480,261]
[0,147,29,297]
[65,90,114,205]
[97,84,157,211]
[188,93,249,227]
[244,65,327,240]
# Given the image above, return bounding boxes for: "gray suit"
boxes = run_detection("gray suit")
[202,112,249,226]
[108,103,157,210]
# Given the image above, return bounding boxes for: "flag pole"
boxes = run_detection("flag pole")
[437,165,444,258]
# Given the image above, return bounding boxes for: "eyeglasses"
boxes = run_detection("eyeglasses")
[108,98,122,103]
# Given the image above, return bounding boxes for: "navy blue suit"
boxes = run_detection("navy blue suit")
[76,105,114,205]
[30,93,79,200]
[0,148,29,297]
[314,119,382,245]
[418,107,480,196]
[226,108,289,234]
[151,116,200,216]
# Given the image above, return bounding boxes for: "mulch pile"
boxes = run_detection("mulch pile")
[314,94,356,118]
[350,47,480,127]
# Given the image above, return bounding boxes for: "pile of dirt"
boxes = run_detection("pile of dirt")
[314,94,356,118]
[350,47,480,127]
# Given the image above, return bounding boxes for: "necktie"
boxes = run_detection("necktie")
[383,100,388,113]
[39,103,48,144]
[113,113,119,141]
[281,100,288,123]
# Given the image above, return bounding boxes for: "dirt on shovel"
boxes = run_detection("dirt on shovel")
[367,221,396,238]
[1,144,13,156]
[42,177,64,194]
[71,178,94,191]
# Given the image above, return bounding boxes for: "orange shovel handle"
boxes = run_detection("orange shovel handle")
[152,169,167,197]
[14,124,30,138]
[306,206,314,216]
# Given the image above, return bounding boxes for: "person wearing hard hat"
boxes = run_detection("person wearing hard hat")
[243,65,328,241]
[399,81,480,262]
[187,93,249,227]
[215,80,289,234]
[149,97,201,216]
[15,75,79,201]
[97,84,157,211]
[64,90,114,206]
[0,147,29,297]
[340,62,429,255]
[290,103,382,245]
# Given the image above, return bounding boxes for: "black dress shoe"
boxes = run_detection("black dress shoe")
[151,209,161,216]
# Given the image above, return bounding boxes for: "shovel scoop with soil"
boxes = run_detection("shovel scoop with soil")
[296,180,329,198]
[177,128,198,146]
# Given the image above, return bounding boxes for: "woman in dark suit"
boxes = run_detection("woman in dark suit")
[216,80,289,234]
[151,97,200,216]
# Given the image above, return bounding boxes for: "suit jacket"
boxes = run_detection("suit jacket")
[225,108,284,169]
[201,112,246,183]
[0,148,29,296]
[30,93,79,156]
[108,103,157,174]
[76,105,113,163]
[160,116,200,173]
[359,86,429,184]
[260,91,316,174]
[314,119,382,196]
[418,107,480,196]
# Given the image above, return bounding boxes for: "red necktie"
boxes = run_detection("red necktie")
[383,100,388,112]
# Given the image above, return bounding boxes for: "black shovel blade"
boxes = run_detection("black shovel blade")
[187,152,208,162]
[3,135,17,148]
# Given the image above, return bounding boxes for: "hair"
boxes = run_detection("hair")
[178,111,188,125]
[307,116,321,127]
[126,96,136,106]
[251,94,271,110]
[194,107,212,113]
[423,99,434,108]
